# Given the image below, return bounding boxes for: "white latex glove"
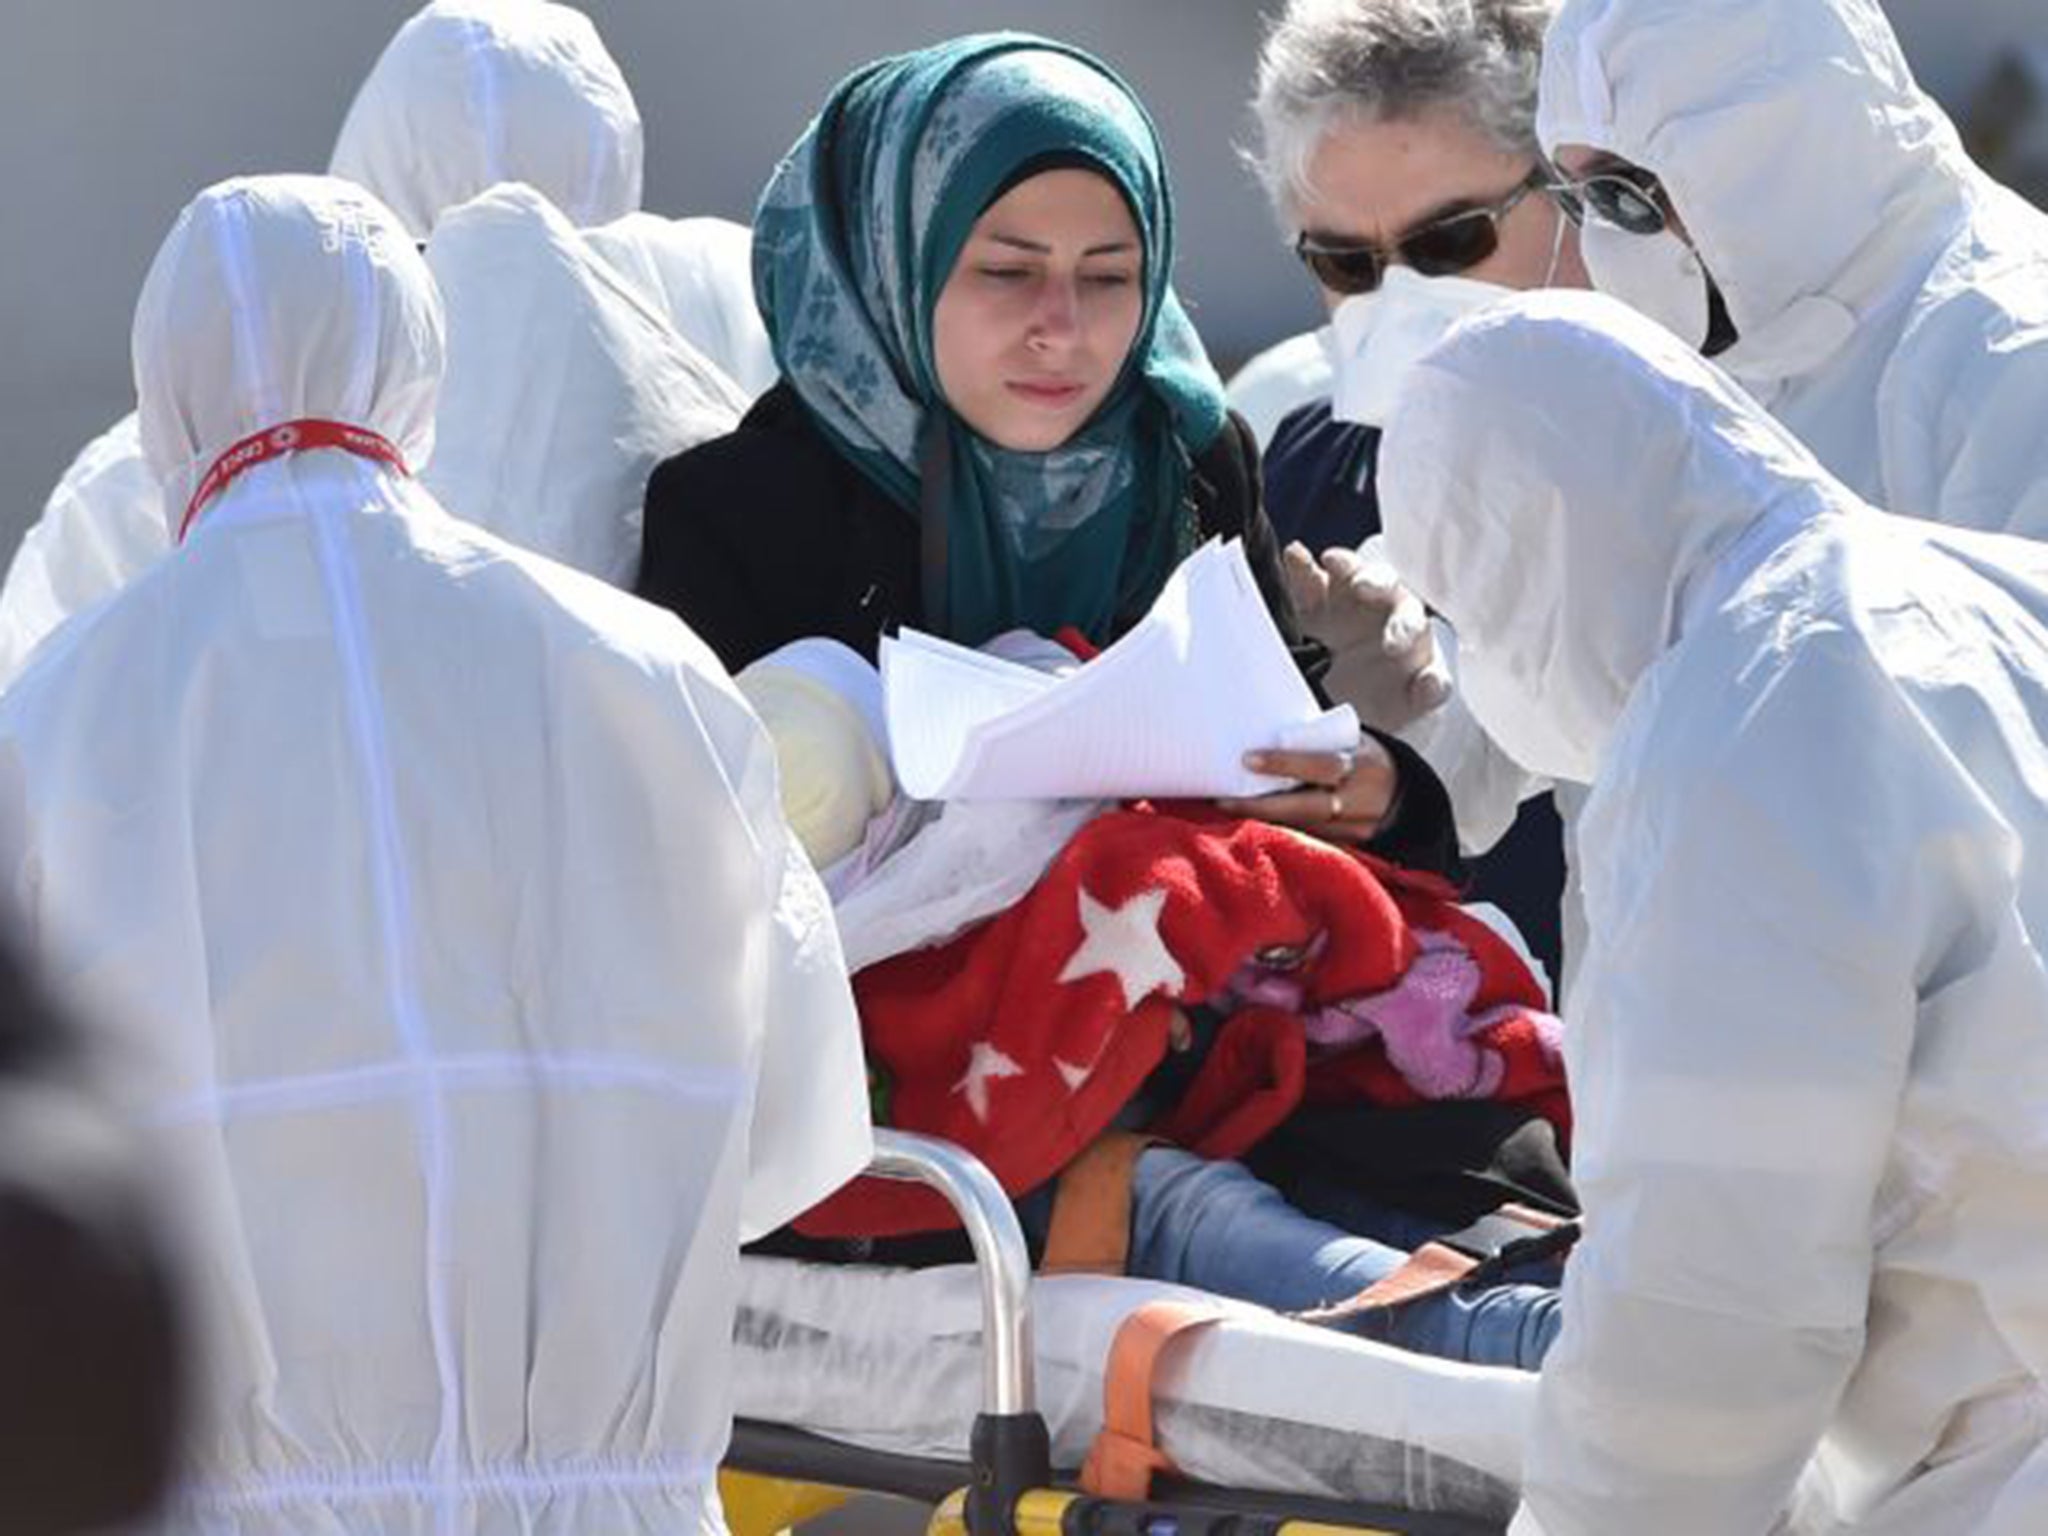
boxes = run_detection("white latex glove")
[1284,538,1452,733]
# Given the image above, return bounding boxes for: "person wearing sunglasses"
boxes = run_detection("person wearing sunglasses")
[1542,151,1737,361]
[1540,0,2048,542]
[1238,0,1586,452]
[1290,160,1563,300]
[1241,0,1585,1002]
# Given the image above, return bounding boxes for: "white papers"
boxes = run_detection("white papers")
[883,539,1360,801]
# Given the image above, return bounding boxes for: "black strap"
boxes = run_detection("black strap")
[917,415,952,634]
[1441,1214,1582,1286]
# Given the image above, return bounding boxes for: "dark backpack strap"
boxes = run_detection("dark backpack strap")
[917,415,953,635]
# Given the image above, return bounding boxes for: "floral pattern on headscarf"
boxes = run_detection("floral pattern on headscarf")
[753,33,1227,646]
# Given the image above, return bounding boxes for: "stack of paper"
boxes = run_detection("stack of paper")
[883,539,1359,801]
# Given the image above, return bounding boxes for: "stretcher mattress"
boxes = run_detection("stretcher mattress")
[733,1257,1530,1523]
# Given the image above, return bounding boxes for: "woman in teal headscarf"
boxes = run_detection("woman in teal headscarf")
[637,32,1446,862]
[631,39,1583,1370]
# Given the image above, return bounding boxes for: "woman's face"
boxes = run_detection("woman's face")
[1295,104,1587,309]
[933,168,1145,452]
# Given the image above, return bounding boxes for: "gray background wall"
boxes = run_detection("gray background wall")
[0,0,2040,555]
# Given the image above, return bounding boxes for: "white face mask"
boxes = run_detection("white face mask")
[1580,222,1710,351]
[1329,267,1511,429]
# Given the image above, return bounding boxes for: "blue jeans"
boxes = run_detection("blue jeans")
[1278,1170,1459,1253]
[1121,1148,1560,1370]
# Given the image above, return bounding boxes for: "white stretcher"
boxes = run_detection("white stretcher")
[724,1131,1527,1536]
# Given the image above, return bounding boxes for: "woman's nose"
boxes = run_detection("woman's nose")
[1030,278,1082,345]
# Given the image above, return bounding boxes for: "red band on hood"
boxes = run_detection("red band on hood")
[180,419,410,542]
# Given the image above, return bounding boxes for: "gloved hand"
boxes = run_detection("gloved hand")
[1284,539,1452,733]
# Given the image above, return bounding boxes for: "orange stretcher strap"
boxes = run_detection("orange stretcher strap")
[1080,1299,1227,1502]
[1333,1240,1478,1312]
[1300,1202,1578,1325]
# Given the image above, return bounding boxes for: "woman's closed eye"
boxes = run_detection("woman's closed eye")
[972,263,1134,289]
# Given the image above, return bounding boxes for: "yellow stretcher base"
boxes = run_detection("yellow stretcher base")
[933,1487,1403,1535]
[718,1469,855,1536]
[722,1468,1431,1536]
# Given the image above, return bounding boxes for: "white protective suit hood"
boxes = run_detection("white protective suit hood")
[587,213,781,401]
[134,176,446,537]
[5,174,870,1530]
[1379,289,1841,782]
[329,0,643,239]
[1537,0,1971,395]
[1223,327,1336,448]
[1537,0,2048,543]
[424,184,748,583]
[0,1,651,687]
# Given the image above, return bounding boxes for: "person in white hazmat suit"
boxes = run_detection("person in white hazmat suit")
[327,0,643,241]
[337,0,778,406]
[0,173,871,1533]
[0,414,161,692]
[330,0,773,426]
[587,212,779,402]
[0,0,762,674]
[421,181,752,586]
[1377,288,2048,1535]
[350,1,753,586]
[1340,0,2048,990]
[1539,0,2048,538]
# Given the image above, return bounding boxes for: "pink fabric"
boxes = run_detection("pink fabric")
[1222,927,1564,1102]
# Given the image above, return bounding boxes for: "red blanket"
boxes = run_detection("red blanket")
[800,806,1567,1237]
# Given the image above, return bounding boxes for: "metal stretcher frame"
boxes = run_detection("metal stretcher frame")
[719,1130,1510,1536]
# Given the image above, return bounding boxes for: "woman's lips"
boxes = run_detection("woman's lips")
[1006,379,1086,407]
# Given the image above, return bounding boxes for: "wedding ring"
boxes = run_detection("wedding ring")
[1329,790,1345,821]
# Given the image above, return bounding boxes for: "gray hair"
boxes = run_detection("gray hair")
[1249,0,1556,219]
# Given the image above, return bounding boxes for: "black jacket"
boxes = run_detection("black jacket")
[640,383,1313,671]
[637,383,1458,874]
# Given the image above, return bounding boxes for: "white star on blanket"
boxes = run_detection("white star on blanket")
[1052,1057,1094,1092]
[1056,886,1185,1011]
[953,1041,1025,1124]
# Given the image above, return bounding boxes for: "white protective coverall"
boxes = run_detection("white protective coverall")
[424,183,749,583]
[329,0,643,242]
[587,213,781,402]
[0,0,651,683]
[1379,289,2048,1535]
[1223,326,1335,449]
[1538,0,2048,538]
[1394,0,2048,982]
[0,174,870,1534]
[0,414,159,684]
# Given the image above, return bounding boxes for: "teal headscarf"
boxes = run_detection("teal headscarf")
[754,33,1228,646]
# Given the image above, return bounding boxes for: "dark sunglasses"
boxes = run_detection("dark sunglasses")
[1292,167,1554,296]
[1552,162,1671,237]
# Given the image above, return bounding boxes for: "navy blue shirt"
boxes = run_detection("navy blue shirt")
[1265,397,1384,555]
[1263,399,1569,989]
